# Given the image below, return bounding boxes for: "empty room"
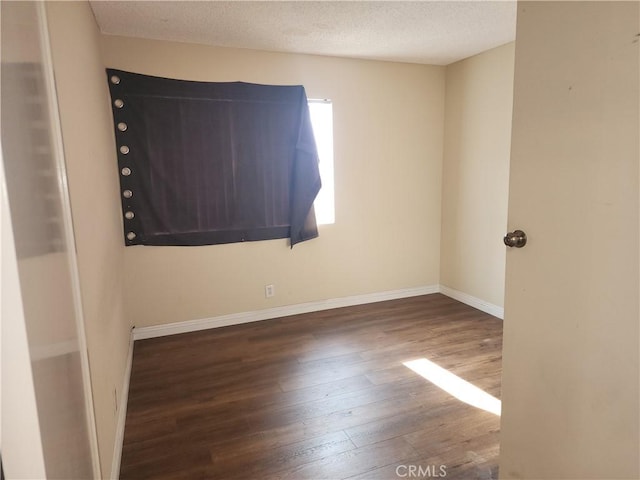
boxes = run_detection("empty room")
[2,1,638,480]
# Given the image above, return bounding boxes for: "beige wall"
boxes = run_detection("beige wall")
[100,36,445,327]
[500,2,639,478]
[46,3,131,478]
[440,43,514,309]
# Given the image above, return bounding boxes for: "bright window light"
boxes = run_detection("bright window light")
[403,357,502,416]
[308,100,335,225]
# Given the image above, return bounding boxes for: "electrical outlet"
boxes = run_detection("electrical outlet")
[265,284,275,298]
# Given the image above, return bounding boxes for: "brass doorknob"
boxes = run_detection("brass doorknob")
[504,230,527,248]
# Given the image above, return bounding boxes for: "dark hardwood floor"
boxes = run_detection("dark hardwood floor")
[120,293,502,480]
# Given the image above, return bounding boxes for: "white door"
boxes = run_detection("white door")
[500,2,639,479]
[1,2,99,478]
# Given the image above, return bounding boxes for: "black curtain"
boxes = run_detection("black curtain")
[106,69,321,247]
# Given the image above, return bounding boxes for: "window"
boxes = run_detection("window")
[308,100,335,225]
[106,69,321,247]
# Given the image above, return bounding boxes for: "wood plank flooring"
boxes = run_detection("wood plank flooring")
[120,293,502,480]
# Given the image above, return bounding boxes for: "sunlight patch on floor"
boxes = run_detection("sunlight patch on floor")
[403,357,501,416]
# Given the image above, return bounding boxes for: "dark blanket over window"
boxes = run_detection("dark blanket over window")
[106,68,321,247]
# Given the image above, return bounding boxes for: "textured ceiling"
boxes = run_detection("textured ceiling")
[90,1,516,66]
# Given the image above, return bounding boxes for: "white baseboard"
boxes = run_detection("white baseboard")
[131,283,503,342]
[132,285,439,340]
[439,285,504,319]
[111,331,134,479]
